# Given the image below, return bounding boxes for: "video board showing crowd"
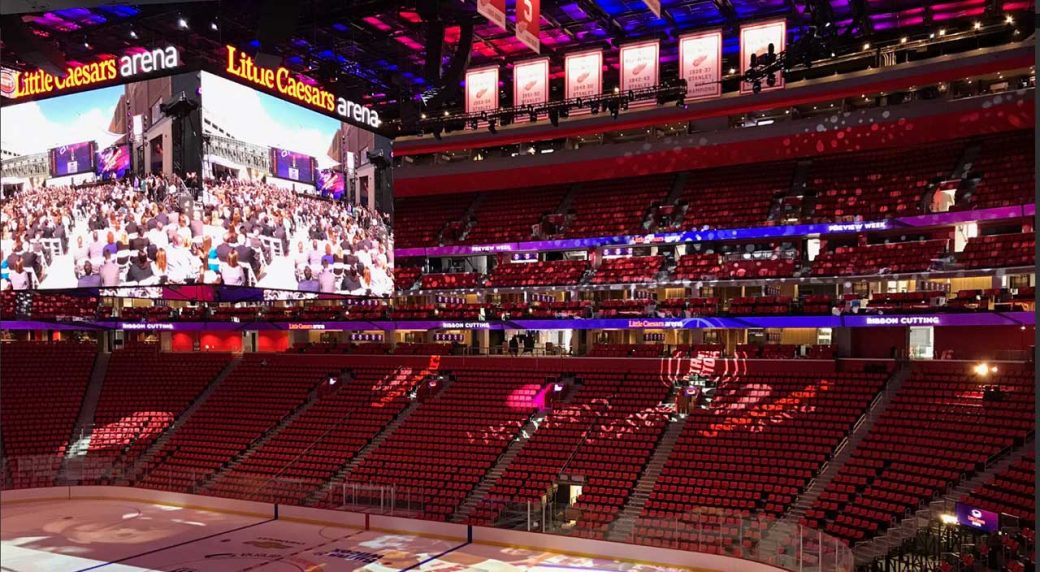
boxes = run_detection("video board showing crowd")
[200,72,394,298]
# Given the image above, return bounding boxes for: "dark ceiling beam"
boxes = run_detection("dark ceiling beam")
[712,0,738,27]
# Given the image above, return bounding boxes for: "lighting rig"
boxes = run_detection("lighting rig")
[413,81,687,139]
[742,0,842,93]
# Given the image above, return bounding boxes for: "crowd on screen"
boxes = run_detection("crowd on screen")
[0,175,393,296]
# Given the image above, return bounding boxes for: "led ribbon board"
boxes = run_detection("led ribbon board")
[1,46,180,100]
[223,45,381,130]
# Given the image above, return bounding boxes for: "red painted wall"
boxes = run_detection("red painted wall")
[171,332,195,352]
[171,332,243,353]
[850,327,908,359]
[934,326,1034,360]
[257,331,290,353]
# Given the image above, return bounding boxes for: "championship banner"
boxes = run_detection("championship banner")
[513,58,549,110]
[516,0,541,53]
[477,0,507,31]
[740,19,786,94]
[464,66,499,116]
[620,40,659,108]
[642,0,661,17]
[679,30,723,100]
[565,50,602,116]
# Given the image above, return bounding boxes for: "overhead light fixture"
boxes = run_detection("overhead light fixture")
[443,110,449,117]
[487,119,497,134]
[211,21,219,31]
[862,42,870,50]
[420,113,427,119]
[178,17,189,29]
[129,29,138,39]
[900,36,908,44]
[1005,15,1014,24]
[973,21,982,29]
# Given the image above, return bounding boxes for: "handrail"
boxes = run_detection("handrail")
[261,412,352,490]
[557,391,616,479]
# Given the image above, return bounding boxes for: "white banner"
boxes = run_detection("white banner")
[513,58,549,109]
[740,19,786,94]
[679,30,722,100]
[620,40,659,108]
[565,50,602,115]
[477,0,507,31]
[465,66,499,115]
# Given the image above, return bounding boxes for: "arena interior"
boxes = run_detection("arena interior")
[0,1,1036,571]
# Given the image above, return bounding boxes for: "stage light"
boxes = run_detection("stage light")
[766,73,776,87]
[487,119,497,133]
[548,108,559,127]
[728,67,736,74]
[613,86,620,94]
[591,101,600,114]
[938,29,946,36]
[940,513,958,525]
[862,42,870,50]
[973,363,990,376]
[178,17,189,29]
[973,21,982,29]
[469,118,478,129]
[129,29,138,39]
[1005,15,1014,24]
[211,22,219,31]
[900,36,908,44]
[443,110,450,117]
[929,33,935,39]
[84,41,91,49]
[420,113,427,119]
[529,109,537,123]
[752,81,762,94]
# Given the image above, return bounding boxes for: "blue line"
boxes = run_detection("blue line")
[397,540,471,571]
[75,518,275,572]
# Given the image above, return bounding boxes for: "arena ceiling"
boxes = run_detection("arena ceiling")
[1,0,1034,122]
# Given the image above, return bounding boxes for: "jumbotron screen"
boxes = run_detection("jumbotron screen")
[270,147,317,183]
[1,73,201,293]
[50,140,96,177]
[318,169,345,200]
[201,72,394,297]
[96,145,132,180]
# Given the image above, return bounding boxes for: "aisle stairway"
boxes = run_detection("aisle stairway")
[607,415,688,542]
[784,363,912,523]
[121,356,241,485]
[196,382,329,493]
[854,434,1036,566]
[58,351,111,481]
[451,411,546,523]
[303,373,449,506]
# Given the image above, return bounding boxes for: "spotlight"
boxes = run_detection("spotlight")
[728,67,736,74]
[129,29,138,39]
[752,80,762,94]
[529,109,537,123]
[862,42,870,50]
[973,21,982,29]
[766,73,776,87]
[938,29,946,36]
[548,108,559,127]
[613,86,620,94]
[1005,15,1014,24]
[480,111,488,120]
[940,513,958,525]
[469,118,478,129]
[84,41,91,49]
[973,362,990,376]
[178,17,189,29]
[211,21,219,31]
[900,36,908,44]
[559,107,569,119]
[443,110,450,117]
[591,101,600,114]
[487,119,497,134]
[420,113,427,119]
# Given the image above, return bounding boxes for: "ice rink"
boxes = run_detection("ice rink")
[0,498,701,572]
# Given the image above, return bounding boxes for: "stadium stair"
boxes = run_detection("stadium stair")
[784,363,912,524]
[122,356,242,485]
[303,371,447,506]
[607,415,688,542]
[451,409,548,523]
[853,433,1036,567]
[57,351,111,482]
[195,376,334,494]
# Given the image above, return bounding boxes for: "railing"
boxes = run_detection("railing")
[1,456,854,572]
